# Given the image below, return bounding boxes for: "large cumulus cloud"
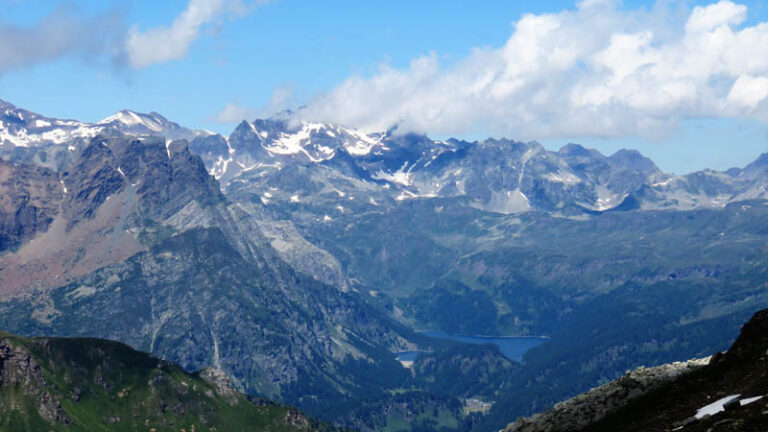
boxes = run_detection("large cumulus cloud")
[294,0,768,140]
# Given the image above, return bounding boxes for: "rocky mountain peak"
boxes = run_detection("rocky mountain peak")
[2,99,767,217]
[558,143,601,158]
[98,109,168,132]
[608,149,659,174]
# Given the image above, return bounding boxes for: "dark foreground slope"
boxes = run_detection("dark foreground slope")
[505,307,768,432]
[0,331,334,432]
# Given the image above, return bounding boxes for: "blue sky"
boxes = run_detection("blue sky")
[1,0,767,174]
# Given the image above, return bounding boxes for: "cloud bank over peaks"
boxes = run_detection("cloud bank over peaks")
[293,0,768,141]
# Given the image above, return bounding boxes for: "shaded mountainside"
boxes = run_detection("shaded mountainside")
[214,115,768,430]
[469,266,768,431]
[0,331,334,432]
[0,227,414,407]
[504,308,768,432]
[0,161,61,251]
[284,192,768,430]
[0,132,423,425]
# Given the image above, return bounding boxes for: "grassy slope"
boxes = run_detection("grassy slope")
[0,332,331,432]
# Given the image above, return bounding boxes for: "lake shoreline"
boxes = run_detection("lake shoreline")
[398,331,549,363]
[416,330,550,340]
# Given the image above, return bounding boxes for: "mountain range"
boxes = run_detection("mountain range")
[4,99,766,219]
[1,98,767,431]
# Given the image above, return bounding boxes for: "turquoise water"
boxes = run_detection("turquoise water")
[395,332,547,363]
[421,331,547,362]
[395,350,426,362]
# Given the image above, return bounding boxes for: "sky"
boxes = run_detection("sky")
[1,0,768,174]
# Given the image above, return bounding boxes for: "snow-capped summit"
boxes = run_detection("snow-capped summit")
[0,99,97,148]
[217,116,768,216]
[2,99,767,217]
[98,110,170,133]
[0,100,221,149]
[231,118,387,162]
[96,109,217,141]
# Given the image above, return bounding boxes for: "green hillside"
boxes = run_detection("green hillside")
[0,331,335,432]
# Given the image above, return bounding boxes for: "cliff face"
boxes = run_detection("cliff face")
[0,332,331,432]
[0,162,61,252]
[0,133,413,416]
[0,337,71,425]
[503,308,768,432]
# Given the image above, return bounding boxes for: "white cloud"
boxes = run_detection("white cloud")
[213,102,258,123]
[125,0,257,69]
[0,0,262,74]
[295,0,768,140]
[213,84,296,123]
[685,0,746,33]
[727,75,768,109]
[0,6,124,75]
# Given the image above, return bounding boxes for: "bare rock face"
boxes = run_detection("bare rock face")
[0,337,71,424]
[505,357,710,432]
[0,161,61,252]
[200,366,239,405]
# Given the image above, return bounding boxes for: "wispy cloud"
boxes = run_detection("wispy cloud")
[0,0,262,75]
[213,101,258,123]
[294,0,768,140]
[213,84,295,123]
[0,5,124,75]
[125,0,259,69]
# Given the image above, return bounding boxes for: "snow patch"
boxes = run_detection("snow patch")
[99,110,165,132]
[740,396,763,405]
[266,122,331,162]
[545,170,581,185]
[482,189,531,214]
[695,394,740,419]
[342,127,384,156]
[594,186,626,211]
[373,161,413,186]
[395,190,437,201]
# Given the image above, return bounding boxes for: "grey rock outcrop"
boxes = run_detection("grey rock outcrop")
[0,337,71,424]
[505,357,710,432]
